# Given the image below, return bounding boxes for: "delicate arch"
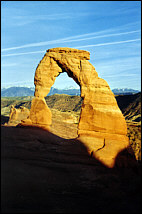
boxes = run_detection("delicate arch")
[22,47,129,167]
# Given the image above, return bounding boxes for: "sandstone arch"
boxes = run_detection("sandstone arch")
[22,47,129,167]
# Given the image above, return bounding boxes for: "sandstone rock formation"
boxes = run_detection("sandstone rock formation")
[8,105,30,126]
[21,47,129,167]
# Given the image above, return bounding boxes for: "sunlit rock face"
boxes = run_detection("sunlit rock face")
[22,47,129,167]
[8,105,30,126]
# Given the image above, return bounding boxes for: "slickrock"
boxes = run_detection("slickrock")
[21,47,129,167]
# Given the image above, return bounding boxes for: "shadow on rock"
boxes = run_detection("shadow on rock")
[1,125,141,213]
[1,115,9,125]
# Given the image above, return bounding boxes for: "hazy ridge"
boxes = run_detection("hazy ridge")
[1,86,140,97]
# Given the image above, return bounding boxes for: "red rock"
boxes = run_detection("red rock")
[8,105,30,126]
[21,47,129,167]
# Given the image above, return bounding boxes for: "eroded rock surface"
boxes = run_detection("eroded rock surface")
[8,105,30,126]
[21,47,129,167]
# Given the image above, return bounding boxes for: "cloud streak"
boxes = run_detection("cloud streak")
[60,30,140,43]
[4,12,95,27]
[103,73,137,78]
[1,50,46,57]
[1,38,140,57]
[1,80,34,86]
[1,30,107,52]
[1,63,19,67]
[2,29,140,52]
[74,38,140,49]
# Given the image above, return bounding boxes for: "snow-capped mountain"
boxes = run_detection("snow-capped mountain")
[63,86,80,90]
[112,88,140,95]
[48,87,80,96]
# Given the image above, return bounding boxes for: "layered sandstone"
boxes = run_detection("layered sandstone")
[21,47,129,167]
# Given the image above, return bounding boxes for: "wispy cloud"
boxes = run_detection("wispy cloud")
[103,73,137,78]
[2,38,140,57]
[1,31,105,52]
[2,29,140,52]
[11,13,75,26]
[74,38,140,49]
[94,56,141,76]
[1,29,114,52]
[60,30,140,43]
[1,80,34,87]
[3,12,95,27]
[1,62,19,67]
[2,80,33,84]
[1,50,46,57]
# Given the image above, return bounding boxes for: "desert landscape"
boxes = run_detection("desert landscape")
[2,1,141,213]
[1,47,141,213]
[1,90,141,213]
[1,92,141,160]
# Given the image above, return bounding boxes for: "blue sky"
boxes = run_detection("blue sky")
[1,1,141,90]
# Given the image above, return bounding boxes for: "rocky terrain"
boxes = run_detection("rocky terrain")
[1,93,141,161]
[1,124,141,214]
[116,92,141,123]
[1,93,141,213]
[2,92,141,124]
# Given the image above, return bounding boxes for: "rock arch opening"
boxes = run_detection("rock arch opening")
[48,72,80,95]
[47,72,82,139]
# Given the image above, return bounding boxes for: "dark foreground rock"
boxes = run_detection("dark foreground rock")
[1,126,141,213]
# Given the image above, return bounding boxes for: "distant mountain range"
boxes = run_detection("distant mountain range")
[48,87,80,96]
[112,88,140,95]
[1,86,80,97]
[1,87,35,97]
[1,86,140,97]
